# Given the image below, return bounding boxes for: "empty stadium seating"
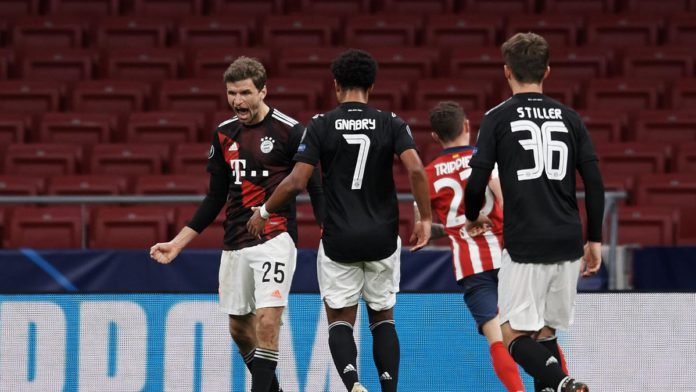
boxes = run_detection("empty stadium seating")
[637,174,696,216]
[47,174,128,195]
[177,16,253,47]
[46,0,119,17]
[90,205,170,248]
[0,175,44,195]
[38,112,115,144]
[169,142,211,175]
[296,202,322,249]
[125,112,204,144]
[618,206,677,246]
[261,15,338,47]
[12,16,84,48]
[0,114,29,144]
[424,14,500,47]
[0,81,63,114]
[19,48,95,82]
[89,143,165,175]
[5,206,84,249]
[634,110,696,143]
[95,17,169,48]
[595,142,671,179]
[345,15,422,47]
[157,79,226,112]
[134,175,208,195]
[70,80,149,115]
[175,204,224,248]
[4,144,82,175]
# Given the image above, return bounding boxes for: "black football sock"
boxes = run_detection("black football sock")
[509,336,566,390]
[534,336,567,391]
[251,348,278,392]
[370,320,400,392]
[328,321,359,391]
[242,348,281,392]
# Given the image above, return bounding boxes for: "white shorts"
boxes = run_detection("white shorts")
[218,232,296,315]
[317,237,401,312]
[498,249,581,332]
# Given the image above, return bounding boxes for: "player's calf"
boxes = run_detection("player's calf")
[328,320,360,391]
[370,319,400,392]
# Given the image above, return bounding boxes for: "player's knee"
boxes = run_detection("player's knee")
[255,312,280,344]
[229,320,255,347]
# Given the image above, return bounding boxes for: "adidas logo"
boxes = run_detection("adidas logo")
[545,356,559,367]
[343,364,356,374]
[379,372,392,381]
[271,290,282,299]
[228,142,238,151]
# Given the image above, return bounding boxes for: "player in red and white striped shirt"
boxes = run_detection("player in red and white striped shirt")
[415,101,525,392]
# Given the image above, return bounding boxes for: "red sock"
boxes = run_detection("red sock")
[557,343,569,374]
[490,341,525,392]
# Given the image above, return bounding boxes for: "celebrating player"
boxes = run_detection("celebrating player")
[465,33,604,392]
[247,49,432,392]
[415,101,525,391]
[149,56,324,392]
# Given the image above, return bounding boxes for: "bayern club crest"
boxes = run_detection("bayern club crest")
[260,136,275,153]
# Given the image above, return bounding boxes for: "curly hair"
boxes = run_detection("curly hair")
[331,49,378,90]
[429,101,466,142]
[501,32,549,84]
[223,56,267,90]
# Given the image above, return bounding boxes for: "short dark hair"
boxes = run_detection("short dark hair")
[501,32,549,84]
[429,101,466,142]
[331,49,377,90]
[223,56,266,90]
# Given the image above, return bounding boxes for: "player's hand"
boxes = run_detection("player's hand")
[465,214,492,237]
[581,241,602,277]
[246,206,265,239]
[410,219,431,252]
[149,242,182,264]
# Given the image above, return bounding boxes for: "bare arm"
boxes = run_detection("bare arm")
[150,226,198,264]
[400,149,432,251]
[488,176,503,210]
[413,202,446,240]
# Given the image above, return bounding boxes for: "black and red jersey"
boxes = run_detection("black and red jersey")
[206,108,304,250]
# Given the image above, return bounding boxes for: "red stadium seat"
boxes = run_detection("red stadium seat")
[90,205,170,249]
[47,0,119,16]
[586,79,662,112]
[134,174,208,195]
[0,49,10,79]
[586,15,661,48]
[675,142,696,173]
[636,174,696,216]
[578,110,625,143]
[398,201,415,246]
[38,112,115,144]
[261,15,338,47]
[670,78,696,110]
[424,14,500,47]
[5,206,83,249]
[634,110,696,143]
[577,172,634,205]
[95,17,168,49]
[459,0,536,13]
[666,14,696,48]
[622,0,692,14]
[617,206,677,246]
[0,175,44,195]
[0,114,30,144]
[415,79,492,113]
[19,49,95,82]
[103,48,182,82]
[277,47,346,80]
[0,81,63,114]
[548,47,610,82]
[448,47,504,82]
[70,80,149,115]
[595,142,671,179]
[177,16,253,48]
[370,79,409,111]
[175,204,224,248]
[89,143,165,175]
[500,78,580,108]
[47,174,128,195]
[296,202,322,249]
[0,0,39,18]
[380,0,454,13]
[127,111,203,144]
[505,14,581,47]
[132,0,203,18]
[4,144,82,175]
[373,47,439,80]
[297,0,370,15]
[394,110,431,151]
[264,78,323,117]
[189,47,272,79]
[12,16,84,48]
[157,79,226,112]
[211,0,284,16]
[345,15,422,47]
[676,206,696,245]
[622,47,694,81]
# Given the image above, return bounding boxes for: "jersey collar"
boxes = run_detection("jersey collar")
[441,145,475,156]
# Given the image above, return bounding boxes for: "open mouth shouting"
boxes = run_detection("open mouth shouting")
[234,106,252,122]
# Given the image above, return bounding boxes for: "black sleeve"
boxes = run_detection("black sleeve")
[306,167,325,225]
[578,160,605,242]
[464,166,492,222]
[392,113,417,155]
[287,123,306,161]
[294,116,322,166]
[187,169,229,233]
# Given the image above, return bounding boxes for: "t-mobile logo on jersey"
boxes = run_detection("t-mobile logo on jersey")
[229,159,269,185]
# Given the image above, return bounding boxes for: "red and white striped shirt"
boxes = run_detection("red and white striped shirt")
[424,146,504,281]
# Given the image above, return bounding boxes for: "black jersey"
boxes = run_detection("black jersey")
[206,108,303,250]
[469,93,599,263]
[294,102,417,262]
